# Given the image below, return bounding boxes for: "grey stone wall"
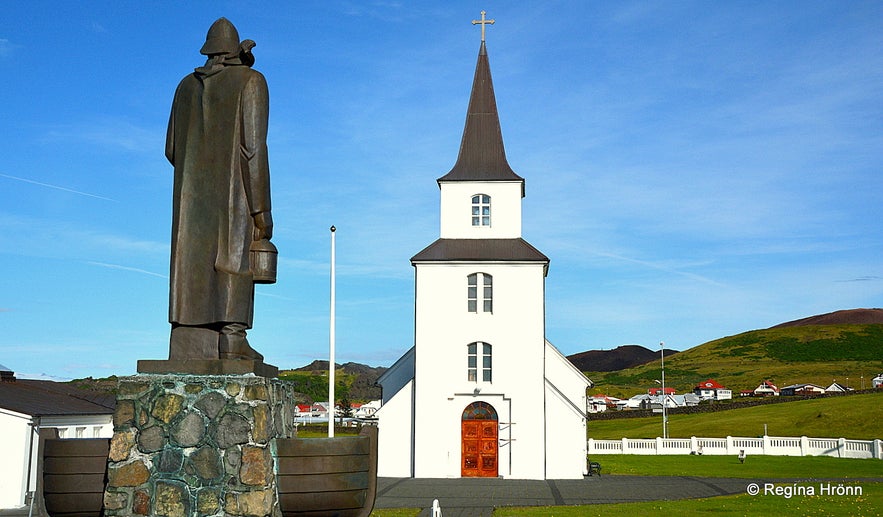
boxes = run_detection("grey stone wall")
[104,374,298,517]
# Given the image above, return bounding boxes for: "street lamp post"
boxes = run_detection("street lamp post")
[660,341,668,439]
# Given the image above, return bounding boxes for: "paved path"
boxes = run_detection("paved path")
[374,475,757,516]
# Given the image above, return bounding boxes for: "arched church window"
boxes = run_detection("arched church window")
[467,273,493,313]
[467,342,492,382]
[462,401,498,420]
[471,194,491,226]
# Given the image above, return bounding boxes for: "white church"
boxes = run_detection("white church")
[376,24,592,480]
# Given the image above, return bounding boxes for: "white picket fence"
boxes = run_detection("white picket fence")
[588,436,883,460]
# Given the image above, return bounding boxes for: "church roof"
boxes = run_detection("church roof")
[411,238,548,273]
[437,41,524,189]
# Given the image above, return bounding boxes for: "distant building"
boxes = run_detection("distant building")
[872,373,883,389]
[780,383,826,396]
[648,387,676,396]
[753,380,780,396]
[693,379,732,401]
[0,366,114,510]
[588,395,619,413]
[825,382,853,393]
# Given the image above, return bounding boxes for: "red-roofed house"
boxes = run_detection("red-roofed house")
[647,387,676,396]
[753,380,779,397]
[693,379,732,401]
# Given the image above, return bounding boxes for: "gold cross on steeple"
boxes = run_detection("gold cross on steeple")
[472,10,495,42]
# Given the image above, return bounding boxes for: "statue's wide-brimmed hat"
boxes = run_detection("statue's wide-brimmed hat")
[200,17,241,56]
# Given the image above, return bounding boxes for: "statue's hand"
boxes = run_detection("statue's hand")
[253,211,273,240]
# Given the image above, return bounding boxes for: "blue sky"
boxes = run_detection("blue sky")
[1,1,881,380]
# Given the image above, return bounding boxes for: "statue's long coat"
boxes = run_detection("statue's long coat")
[166,64,271,327]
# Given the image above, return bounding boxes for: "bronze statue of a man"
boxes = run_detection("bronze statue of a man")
[165,18,273,362]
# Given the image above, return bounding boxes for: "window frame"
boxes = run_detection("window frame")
[467,273,493,313]
[467,341,492,383]
[471,194,491,227]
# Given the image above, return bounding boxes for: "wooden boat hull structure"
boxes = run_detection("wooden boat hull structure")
[39,427,378,516]
[42,438,110,517]
[276,426,378,517]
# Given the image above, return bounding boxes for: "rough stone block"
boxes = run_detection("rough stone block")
[252,403,270,443]
[109,429,136,462]
[152,393,185,423]
[172,411,206,447]
[225,381,241,397]
[133,489,150,515]
[197,488,221,515]
[187,446,222,482]
[240,446,272,486]
[156,447,184,473]
[113,399,135,428]
[108,460,150,487]
[103,490,128,510]
[244,384,269,401]
[213,412,251,448]
[138,425,166,453]
[194,391,226,420]
[155,481,190,517]
[225,489,274,516]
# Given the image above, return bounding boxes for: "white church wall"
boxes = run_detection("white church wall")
[413,261,548,478]
[376,379,415,477]
[438,181,523,239]
[544,381,589,479]
[0,408,32,509]
[543,342,591,479]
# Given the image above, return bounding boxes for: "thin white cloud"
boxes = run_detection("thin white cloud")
[0,173,115,201]
[87,261,167,279]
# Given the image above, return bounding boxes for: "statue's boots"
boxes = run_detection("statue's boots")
[219,323,264,361]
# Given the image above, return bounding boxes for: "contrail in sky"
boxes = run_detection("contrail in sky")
[88,261,168,279]
[0,172,115,201]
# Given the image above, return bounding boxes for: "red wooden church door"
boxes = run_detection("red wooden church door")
[461,402,498,477]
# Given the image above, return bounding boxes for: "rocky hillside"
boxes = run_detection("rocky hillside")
[567,345,679,372]
[771,308,883,328]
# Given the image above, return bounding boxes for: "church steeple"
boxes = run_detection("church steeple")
[438,39,524,188]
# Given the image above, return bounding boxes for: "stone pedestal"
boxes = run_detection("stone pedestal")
[104,374,297,517]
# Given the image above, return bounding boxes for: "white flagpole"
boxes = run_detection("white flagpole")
[329,225,336,438]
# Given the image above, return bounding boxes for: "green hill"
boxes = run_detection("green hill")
[585,324,883,399]
[588,391,883,439]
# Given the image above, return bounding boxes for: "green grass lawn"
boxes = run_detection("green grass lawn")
[588,391,883,439]
[589,454,883,478]
[492,486,883,517]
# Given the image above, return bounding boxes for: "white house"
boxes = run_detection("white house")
[376,36,592,480]
[872,373,883,389]
[753,380,780,396]
[0,365,114,510]
[693,379,732,401]
[825,382,852,393]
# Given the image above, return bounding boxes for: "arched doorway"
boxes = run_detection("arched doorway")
[461,401,498,477]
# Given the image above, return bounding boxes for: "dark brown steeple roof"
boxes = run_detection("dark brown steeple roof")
[438,41,524,189]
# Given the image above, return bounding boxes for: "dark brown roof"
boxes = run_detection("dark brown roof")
[0,379,115,417]
[438,42,524,189]
[411,239,549,274]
